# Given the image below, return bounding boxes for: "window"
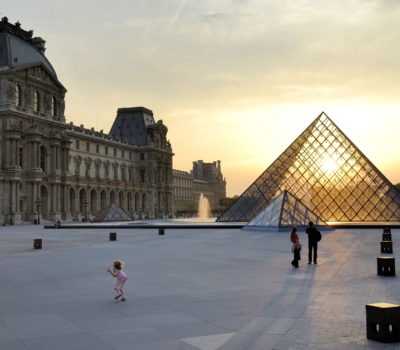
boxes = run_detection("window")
[140,170,145,183]
[122,150,125,158]
[121,167,126,181]
[51,96,57,116]
[40,146,46,171]
[76,140,80,150]
[114,148,117,157]
[105,146,108,155]
[96,144,99,153]
[86,142,90,152]
[129,152,132,160]
[34,90,40,112]
[140,153,145,161]
[19,147,23,167]
[15,84,22,106]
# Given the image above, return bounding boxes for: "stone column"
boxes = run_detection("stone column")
[56,146,60,170]
[64,185,72,220]
[0,181,3,217]
[5,137,11,167]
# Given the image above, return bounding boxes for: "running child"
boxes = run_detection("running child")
[107,260,128,301]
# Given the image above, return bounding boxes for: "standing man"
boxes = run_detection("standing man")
[306,221,321,264]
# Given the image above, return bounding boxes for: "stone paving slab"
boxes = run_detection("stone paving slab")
[1,224,400,349]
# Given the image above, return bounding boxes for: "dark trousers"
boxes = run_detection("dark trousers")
[308,241,318,263]
[292,248,301,267]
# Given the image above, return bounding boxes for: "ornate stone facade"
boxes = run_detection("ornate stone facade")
[0,18,173,224]
[173,160,226,215]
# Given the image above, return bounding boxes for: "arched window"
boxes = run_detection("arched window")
[40,146,46,171]
[51,96,57,116]
[15,84,22,106]
[34,90,40,112]
[19,147,23,167]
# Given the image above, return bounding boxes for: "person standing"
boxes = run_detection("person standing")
[305,221,321,264]
[290,227,301,268]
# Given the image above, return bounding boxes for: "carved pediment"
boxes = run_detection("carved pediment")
[28,66,51,83]
[13,63,66,92]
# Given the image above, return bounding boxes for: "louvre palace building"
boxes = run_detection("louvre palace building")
[173,160,226,215]
[0,17,174,224]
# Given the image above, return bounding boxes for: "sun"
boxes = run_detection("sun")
[321,157,339,176]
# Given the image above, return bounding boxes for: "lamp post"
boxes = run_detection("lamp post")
[35,198,41,225]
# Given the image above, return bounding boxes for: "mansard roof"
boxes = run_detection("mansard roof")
[109,107,156,146]
[0,17,57,78]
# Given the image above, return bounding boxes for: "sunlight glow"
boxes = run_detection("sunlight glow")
[321,156,339,177]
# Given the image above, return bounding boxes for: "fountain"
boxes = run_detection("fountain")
[198,193,211,220]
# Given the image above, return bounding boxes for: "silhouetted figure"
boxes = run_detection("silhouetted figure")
[290,227,301,268]
[306,221,321,264]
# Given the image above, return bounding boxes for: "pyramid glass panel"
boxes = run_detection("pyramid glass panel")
[218,112,400,223]
[93,201,133,222]
[246,190,324,228]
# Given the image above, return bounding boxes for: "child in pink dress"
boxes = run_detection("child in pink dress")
[107,260,128,301]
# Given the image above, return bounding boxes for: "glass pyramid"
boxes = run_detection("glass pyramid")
[218,112,400,224]
[93,201,133,222]
[246,190,323,228]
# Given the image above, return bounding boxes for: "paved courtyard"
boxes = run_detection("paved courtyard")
[0,224,399,350]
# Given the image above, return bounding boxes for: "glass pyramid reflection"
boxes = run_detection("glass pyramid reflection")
[218,112,400,223]
[93,201,133,222]
[246,190,323,228]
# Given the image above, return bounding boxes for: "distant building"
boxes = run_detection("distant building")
[0,17,173,224]
[173,160,226,215]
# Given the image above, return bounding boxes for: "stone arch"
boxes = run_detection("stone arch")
[119,191,125,209]
[134,192,140,218]
[100,189,107,210]
[110,190,116,204]
[40,185,49,219]
[90,189,97,216]
[142,193,146,213]
[79,188,87,220]
[127,192,133,214]
[40,145,48,172]
[16,84,22,106]
[69,187,76,216]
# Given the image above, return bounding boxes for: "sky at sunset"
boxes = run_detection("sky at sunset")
[2,0,400,196]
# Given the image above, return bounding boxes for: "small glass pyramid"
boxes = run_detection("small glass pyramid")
[93,201,133,222]
[218,112,400,224]
[246,190,323,227]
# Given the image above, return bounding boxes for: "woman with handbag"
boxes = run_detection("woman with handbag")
[290,227,301,268]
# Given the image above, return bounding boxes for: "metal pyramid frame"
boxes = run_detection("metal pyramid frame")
[246,190,324,228]
[218,112,400,223]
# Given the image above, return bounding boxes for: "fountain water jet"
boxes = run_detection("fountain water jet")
[198,193,211,220]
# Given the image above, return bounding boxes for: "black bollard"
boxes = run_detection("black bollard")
[109,232,117,241]
[383,233,392,241]
[33,239,42,249]
[159,228,165,235]
[366,302,400,342]
[381,241,393,254]
[377,257,396,276]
